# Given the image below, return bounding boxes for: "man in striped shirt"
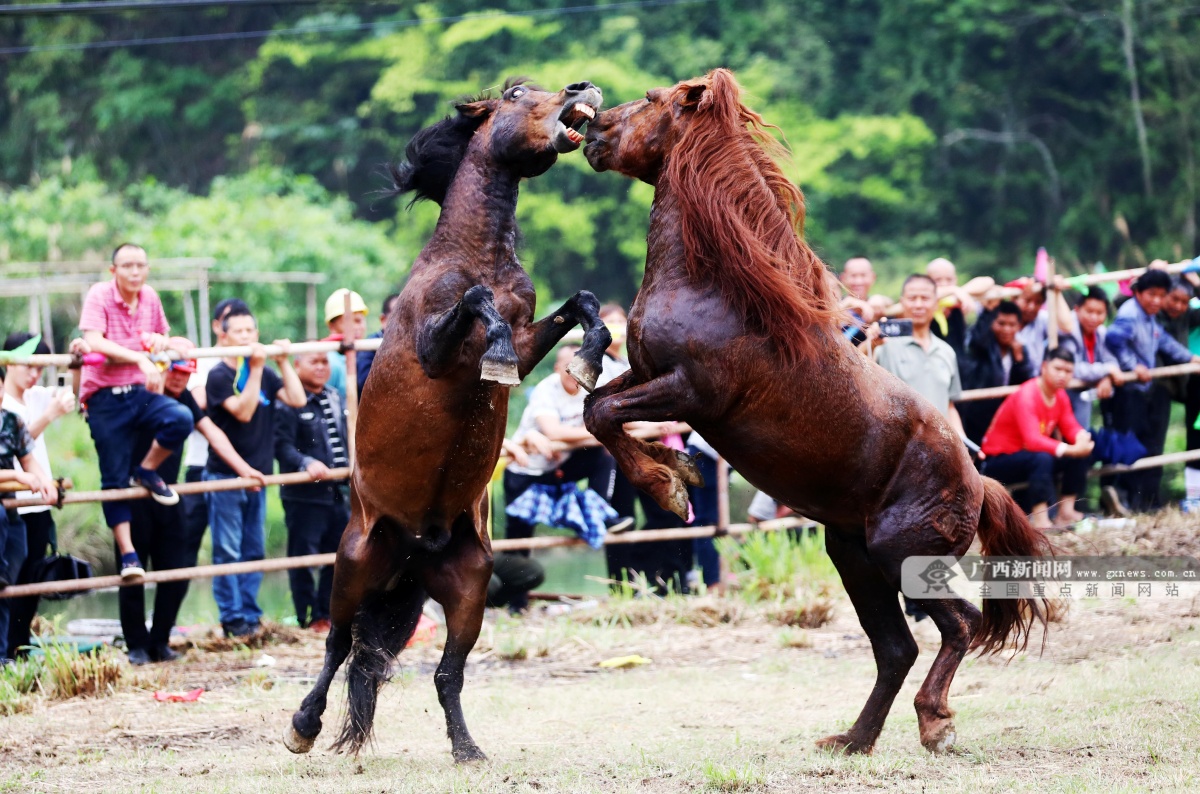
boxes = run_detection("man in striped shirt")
[79,243,195,579]
[273,351,349,632]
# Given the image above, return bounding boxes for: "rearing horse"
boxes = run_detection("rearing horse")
[285,79,607,762]
[582,69,1051,754]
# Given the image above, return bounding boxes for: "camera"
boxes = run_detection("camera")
[878,318,913,338]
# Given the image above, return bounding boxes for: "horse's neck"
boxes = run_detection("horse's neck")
[643,188,688,289]
[426,150,522,279]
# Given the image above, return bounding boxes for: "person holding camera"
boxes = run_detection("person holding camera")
[980,347,1095,529]
[864,274,969,441]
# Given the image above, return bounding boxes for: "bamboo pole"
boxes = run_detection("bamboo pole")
[1046,256,1059,349]
[342,290,359,463]
[0,338,385,368]
[715,455,730,534]
[2,468,350,510]
[955,362,1200,402]
[0,517,807,600]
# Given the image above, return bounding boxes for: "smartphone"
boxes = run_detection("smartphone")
[56,372,69,389]
[878,318,914,338]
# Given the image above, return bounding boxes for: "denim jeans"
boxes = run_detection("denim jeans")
[203,471,266,626]
[687,448,722,588]
[982,451,1089,514]
[85,386,194,528]
[0,509,28,659]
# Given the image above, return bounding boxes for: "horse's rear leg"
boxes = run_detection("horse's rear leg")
[421,516,492,763]
[584,368,705,519]
[908,594,980,753]
[286,503,392,754]
[332,577,427,755]
[418,285,519,385]
[815,528,918,755]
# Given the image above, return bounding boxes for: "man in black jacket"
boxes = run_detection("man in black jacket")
[274,351,349,631]
[960,301,1036,446]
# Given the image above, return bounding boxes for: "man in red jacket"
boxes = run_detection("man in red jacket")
[980,346,1096,529]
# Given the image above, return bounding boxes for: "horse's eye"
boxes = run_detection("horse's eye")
[510,88,525,99]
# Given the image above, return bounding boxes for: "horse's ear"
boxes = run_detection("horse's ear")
[679,83,708,110]
[456,99,497,120]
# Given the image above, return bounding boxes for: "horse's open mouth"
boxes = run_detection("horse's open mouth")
[554,102,597,151]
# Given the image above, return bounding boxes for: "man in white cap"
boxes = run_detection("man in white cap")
[323,288,368,401]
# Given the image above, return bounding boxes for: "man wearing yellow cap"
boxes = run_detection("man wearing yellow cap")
[323,289,368,402]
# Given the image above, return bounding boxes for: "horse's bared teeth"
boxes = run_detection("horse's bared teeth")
[567,128,584,143]
[578,105,595,119]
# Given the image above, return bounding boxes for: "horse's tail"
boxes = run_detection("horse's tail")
[332,581,427,754]
[971,476,1058,655]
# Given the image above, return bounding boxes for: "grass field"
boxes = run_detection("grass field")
[2,587,1199,793]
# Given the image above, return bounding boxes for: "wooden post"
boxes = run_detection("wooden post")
[1046,255,1059,349]
[715,455,730,534]
[182,289,198,343]
[306,284,318,342]
[198,269,212,348]
[343,290,359,464]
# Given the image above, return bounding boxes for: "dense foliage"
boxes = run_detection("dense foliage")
[3,0,1199,313]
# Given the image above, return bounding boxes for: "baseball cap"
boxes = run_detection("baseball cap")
[167,336,198,374]
[325,288,368,324]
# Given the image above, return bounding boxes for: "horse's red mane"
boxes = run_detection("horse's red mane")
[664,69,840,366]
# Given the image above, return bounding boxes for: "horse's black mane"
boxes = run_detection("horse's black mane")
[386,78,539,207]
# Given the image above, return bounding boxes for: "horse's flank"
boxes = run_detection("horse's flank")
[664,68,840,367]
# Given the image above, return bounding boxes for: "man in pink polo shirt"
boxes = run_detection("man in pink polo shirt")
[79,243,195,580]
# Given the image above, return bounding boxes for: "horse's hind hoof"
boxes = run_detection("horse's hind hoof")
[566,356,599,393]
[283,724,316,754]
[815,732,873,755]
[673,450,705,488]
[452,744,488,764]
[920,719,957,754]
[480,358,520,386]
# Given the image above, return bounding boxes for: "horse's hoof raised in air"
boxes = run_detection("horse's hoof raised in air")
[672,450,705,488]
[480,358,520,386]
[283,724,316,754]
[566,355,599,393]
[814,732,873,755]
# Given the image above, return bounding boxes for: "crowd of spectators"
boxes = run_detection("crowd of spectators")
[854,255,1200,528]
[3,244,1200,665]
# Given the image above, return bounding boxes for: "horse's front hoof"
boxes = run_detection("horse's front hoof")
[919,719,957,754]
[673,450,705,488]
[566,356,599,393]
[283,724,317,754]
[662,474,690,522]
[815,732,873,755]
[452,744,488,764]
[480,358,520,386]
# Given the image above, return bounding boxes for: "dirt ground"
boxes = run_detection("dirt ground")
[3,586,1200,794]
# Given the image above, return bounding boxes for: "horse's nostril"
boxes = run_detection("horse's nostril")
[565,81,595,93]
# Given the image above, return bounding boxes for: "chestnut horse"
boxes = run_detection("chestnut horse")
[284,79,608,761]
[582,69,1051,754]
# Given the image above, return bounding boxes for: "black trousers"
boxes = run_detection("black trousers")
[606,466,692,595]
[6,510,55,658]
[983,450,1090,513]
[1187,377,1200,474]
[1111,385,1172,511]
[117,498,196,652]
[284,496,348,626]
[502,446,618,555]
[486,552,545,610]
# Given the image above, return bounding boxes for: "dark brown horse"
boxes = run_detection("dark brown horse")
[582,69,1052,754]
[284,79,608,762]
